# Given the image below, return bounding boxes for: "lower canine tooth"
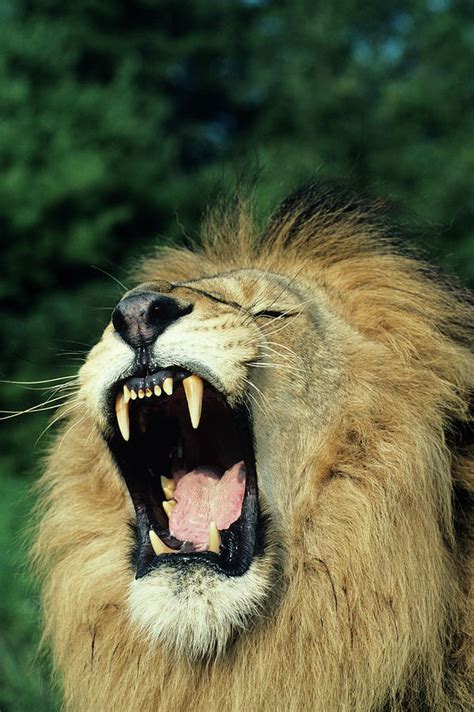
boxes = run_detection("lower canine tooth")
[160,475,175,500]
[162,500,176,517]
[183,375,203,429]
[115,392,130,441]
[208,521,221,554]
[149,530,176,555]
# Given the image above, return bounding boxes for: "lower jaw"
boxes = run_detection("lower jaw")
[127,529,276,660]
[131,486,261,579]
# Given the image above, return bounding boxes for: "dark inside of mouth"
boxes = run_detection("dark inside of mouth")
[107,369,259,578]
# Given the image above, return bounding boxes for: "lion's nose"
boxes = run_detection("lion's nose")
[112,292,192,348]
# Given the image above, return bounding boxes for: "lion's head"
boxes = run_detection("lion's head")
[35,186,473,711]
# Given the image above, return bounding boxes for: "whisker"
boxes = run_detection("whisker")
[3,382,78,397]
[259,297,314,331]
[258,257,314,314]
[2,383,68,392]
[55,350,88,356]
[0,375,75,385]
[260,314,305,338]
[0,392,76,420]
[35,402,81,445]
[241,375,274,421]
[54,339,93,347]
[248,361,301,374]
[56,356,86,363]
[91,265,128,292]
[258,345,303,368]
[46,383,80,396]
[56,413,89,452]
[86,422,97,444]
[0,402,72,421]
[241,381,270,420]
[262,341,302,360]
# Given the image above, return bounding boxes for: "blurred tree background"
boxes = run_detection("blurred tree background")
[0,0,473,708]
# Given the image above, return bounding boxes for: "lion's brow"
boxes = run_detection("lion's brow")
[171,284,247,313]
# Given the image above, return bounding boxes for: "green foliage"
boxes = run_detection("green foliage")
[0,474,59,711]
[1,0,473,707]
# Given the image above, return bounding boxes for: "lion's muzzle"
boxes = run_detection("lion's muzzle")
[107,288,261,581]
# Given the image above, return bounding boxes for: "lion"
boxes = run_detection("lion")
[33,184,473,711]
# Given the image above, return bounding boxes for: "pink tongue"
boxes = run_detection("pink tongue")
[169,461,246,549]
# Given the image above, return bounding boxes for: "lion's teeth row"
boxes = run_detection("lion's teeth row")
[148,522,221,556]
[125,376,174,401]
[115,374,204,442]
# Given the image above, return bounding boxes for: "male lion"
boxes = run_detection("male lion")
[34,185,473,711]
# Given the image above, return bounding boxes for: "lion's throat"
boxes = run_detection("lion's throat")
[168,462,246,549]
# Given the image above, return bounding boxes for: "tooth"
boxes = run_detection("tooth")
[163,377,173,396]
[208,521,221,554]
[154,384,162,397]
[130,389,138,400]
[115,392,130,441]
[138,388,145,399]
[183,375,203,429]
[123,384,131,404]
[162,499,176,518]
[160,475,175,500]
[145,387,153,398]
[149,530,175,555]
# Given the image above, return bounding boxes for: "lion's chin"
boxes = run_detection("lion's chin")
[128,557,273,659]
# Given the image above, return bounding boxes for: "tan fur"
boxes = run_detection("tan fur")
[34,186,473,710]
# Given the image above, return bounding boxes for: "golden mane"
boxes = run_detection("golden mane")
[34,185,473,711]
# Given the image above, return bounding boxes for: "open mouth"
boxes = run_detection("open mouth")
[106,368,259,579]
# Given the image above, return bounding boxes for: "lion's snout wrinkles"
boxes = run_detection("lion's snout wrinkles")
[34,185,473,712]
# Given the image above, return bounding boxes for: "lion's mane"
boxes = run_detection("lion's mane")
[34,186,473,711]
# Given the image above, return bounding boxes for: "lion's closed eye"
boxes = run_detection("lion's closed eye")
[253,308,296,318]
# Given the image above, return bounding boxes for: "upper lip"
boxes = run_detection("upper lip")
[106,365,260,579]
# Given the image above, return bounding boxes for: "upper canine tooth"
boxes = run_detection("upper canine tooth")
[145,387,153,398]
[154,384,162,397]
[149,529,176,555]
[183,375,203,429]
[208,521,221,554]
[163,377,173,396]
[123,384,131,404]
[115,392,130,441]
[160,475,175,500]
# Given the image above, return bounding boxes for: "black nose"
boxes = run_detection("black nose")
[111,292,192,348]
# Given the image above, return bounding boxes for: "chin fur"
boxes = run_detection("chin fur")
[128,558,273,659]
